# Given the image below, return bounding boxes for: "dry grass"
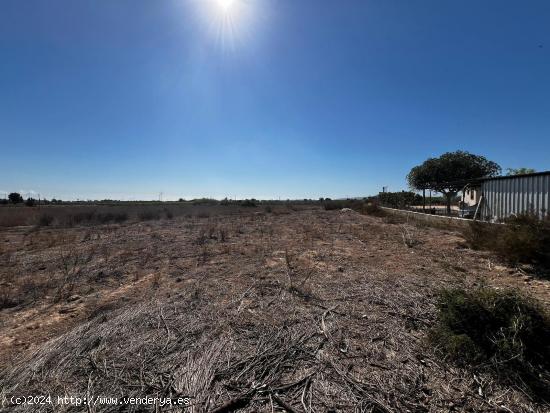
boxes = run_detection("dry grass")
[0,203,292,228]
[1,208,550,412]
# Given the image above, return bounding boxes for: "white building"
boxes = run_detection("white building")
[461,171,550,221]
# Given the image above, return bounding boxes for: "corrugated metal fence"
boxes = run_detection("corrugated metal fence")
[481,173,550,221]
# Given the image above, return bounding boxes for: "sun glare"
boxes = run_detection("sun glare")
[218,0,235,12]
[188,0,264,52]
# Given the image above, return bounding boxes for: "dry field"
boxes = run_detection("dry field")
[1,207,549,412]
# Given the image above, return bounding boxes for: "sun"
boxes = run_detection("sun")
[218,0,235,12]
[188,0,263,51]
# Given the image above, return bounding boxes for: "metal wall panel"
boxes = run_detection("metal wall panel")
[481,174,550,221]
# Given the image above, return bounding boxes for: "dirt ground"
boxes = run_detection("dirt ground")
[1,208,549,412]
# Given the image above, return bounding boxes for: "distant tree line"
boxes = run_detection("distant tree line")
[506,167,536,176]
[0,193,332,207]
[0,192,63,206]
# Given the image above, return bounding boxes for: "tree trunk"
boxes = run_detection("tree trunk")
[445,193,452,216]
[422,189,426,212]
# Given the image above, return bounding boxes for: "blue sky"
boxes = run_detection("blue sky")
[1,0,549,200]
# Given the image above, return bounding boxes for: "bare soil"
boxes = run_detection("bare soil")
[1,208,549,412]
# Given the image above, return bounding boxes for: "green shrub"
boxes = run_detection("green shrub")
[429,287,550,394]
[377,191,423,209]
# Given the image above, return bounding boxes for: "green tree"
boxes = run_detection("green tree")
[407,151,501,215]
[506,167,536,176]
[8,192,23,204]
[378,191,423,209]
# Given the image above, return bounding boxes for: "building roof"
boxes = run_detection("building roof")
[421,171,550,190]
[481,170,550,182]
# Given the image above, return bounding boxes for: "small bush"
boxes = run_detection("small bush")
[361,202,387,217]
[0,292,20,310]
[25,198,36,207]
[113,212,128,223]
[240,199,257,207]
[96,212,115,224]
[500,214,550,266]
[138,211,160,221]
[38,214,54,227]
[71,211,96,225]
[429,287,550,394]
[323,201,345,211]
[462,221,495,250]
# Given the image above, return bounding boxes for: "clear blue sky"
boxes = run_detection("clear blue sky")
[1,0,549,200]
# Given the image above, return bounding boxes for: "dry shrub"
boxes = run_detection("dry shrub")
[54,247,89,301]
[138,210,160,221]
[0,291,20,310]
[37,213,54,227]
[240,199,257,207]
[164,208,173,219]
[323,201,345,210]
[96,212,128,224]
[61,211,129,226]
[463,214,550,268]
[361,202,387,217]
[383,214,407,225]
[429,287,550,397]
[70,211,96,226]
[500,214,550,266]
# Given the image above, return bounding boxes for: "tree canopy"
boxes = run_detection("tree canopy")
[8,192,23,204]
[506,167,536,176]
[407,151,501,213]
[378,191,423,209]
